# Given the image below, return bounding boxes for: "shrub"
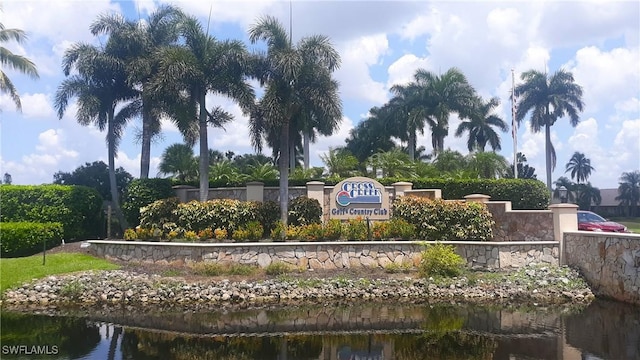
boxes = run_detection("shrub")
[231,228,250,241]
[227,264,258,276]
[287,196,322,226]
[419,242,465,277]
[139,197,180,229]
[298,223,324,241]
[123,228,137,241]
[343,217,368,241]
[323,219,342,240]
[256,201,280,237]
[265,261,293,275]
[191,262,224,276]
[197,228,213,240]
[0,185,103,241]
[393,197,494,241]
[183,230,199,242]
[371,221,389,240]
[0,222,64,257]
[244,221,264,241]
[384,262,413,274]
[270,221,286,241]
[388,218,416,240]
[285,225,301,240]
[122,178,174,227]
[214,228,228,241]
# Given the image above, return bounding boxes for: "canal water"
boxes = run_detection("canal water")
[1,299,638,359]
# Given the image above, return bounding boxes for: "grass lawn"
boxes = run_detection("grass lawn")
[0,253,119,293]
[609,217,640,233]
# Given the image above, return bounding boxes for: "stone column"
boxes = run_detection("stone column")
[307,181,326,216]
[392,181,413,198]
[549,203,578,265]
[246,181,264,202]
[464,194,491,203]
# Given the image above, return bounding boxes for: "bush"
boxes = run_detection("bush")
[256,201,280,237]
[0,185,103,240]
[323,219,343,240]
[298,223,324,241]
[0,222,64,257]
[139,197,180,229]
[122,178,174,227]
[393,197,494,241]
[287,196,322,226]
[343,217,368,241]
[264,261,294,275]
[419,242,465,277]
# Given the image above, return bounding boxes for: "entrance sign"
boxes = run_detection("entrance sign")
[329,177,390,220]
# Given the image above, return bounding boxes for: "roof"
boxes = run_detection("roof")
[597,189,621,207]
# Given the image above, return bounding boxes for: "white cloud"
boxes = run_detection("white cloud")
[486,7,523,48]
[386,54,430,88]
[312,116,355,166]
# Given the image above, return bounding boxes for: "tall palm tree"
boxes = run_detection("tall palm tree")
[615,170,640,217]
[158,143,197,182]
[515,69,584,191]
[248,16,341,226]
[55,42,136,231]
[413,67,477,155]
[575,182,601,211]
[565,151,594,184]
[344,107,396,164]
[1,14,40,111]
[153,15,254,202]
[90,5,184,179]
[386,83,427,161]
[455,97,508,152]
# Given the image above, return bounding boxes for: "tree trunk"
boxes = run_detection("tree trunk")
[198,92,209,202]
[303,131,310,170]
[279,121,290,232]
[408,130,416,161]
[107,110,128,233]
[289,139,296,171]
[140,102,151,179]
[545,125,552,192]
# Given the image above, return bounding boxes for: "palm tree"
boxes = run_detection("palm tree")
[344,107,396,164]
[575,182,601,211]
[413,67,477,155]
[515,69,584,191]
[90,5,184,179]
[1,13,40,111]
[506,152,537,179]
[248,16,341,227]
[386,83,427,161]
[455,97,508,152]
[565,151,594,184]
[153,15,254,202]
[367,149,417,178]
[432,149,468,174]
[55,42,136,231]
[320,148,359,178]
[616,170,640,217]
[468,151,510,179]
[158,143,197,182]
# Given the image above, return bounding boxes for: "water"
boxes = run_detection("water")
[1,299,639,359]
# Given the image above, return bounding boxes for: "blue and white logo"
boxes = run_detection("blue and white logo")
[335,181,382,206]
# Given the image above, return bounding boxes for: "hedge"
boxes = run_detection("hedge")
[122,178,175,227]
[0,222,64,257]
[0,185,103,240]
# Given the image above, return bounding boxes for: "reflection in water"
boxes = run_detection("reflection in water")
[1,299,638,359]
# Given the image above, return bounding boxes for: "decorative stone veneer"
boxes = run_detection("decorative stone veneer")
[564,231,640,305]
[487,202,554,241]
[88,240,559,271]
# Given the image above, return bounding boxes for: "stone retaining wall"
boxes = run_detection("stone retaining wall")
[88,240,559,271]
[564,231,640,304]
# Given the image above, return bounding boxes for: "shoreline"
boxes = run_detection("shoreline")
[1,264,595,312]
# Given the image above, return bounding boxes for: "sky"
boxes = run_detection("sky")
[1,0,639,190]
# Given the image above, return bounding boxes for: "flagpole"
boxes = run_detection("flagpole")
[512,69,518,179]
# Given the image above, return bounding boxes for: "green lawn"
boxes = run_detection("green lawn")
[609,217,640,233]
[0,253,119,293]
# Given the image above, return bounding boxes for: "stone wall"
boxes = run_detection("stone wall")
[487,202,554,241]
[88,240,559,271]
[564,231,640,305]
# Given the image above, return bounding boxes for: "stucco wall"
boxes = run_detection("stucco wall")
[88,240,559,271]
[564,231,640,305]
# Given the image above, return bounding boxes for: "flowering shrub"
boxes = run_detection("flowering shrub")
[198,228,214,240]
[214,228,228,241]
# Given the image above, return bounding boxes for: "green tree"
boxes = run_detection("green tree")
[467,151,509,179]
[248,16,341,227]
[158,143,197,182]
[565,151,594,184]
[367,149,417,178]
[55,41,135,231]
[320,148,359,178]
[344,107,396,164]
[515,69,584,191]
[455,97,507,152]
[90,6,183,179]
[432,149,468,174]
[153,15,254,202]
[386,83,427,161]
[506,152,537,179]
[615,170,640,217]
[0,12,39,111]
[553,176,576,203]
[53,161,133,201]
[413,67,477,155]
[1,173,12,184]
[575,182,601,211]
[208,160,248,185]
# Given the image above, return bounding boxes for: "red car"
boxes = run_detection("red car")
[577,211,629,233]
